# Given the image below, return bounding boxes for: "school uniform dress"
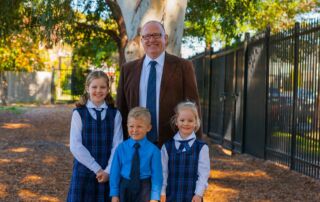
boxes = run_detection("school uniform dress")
[110,137,163,202]
[67,101,123,202]
[161,132,210,202]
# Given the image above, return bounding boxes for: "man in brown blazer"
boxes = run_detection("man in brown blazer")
[116,20,201,146]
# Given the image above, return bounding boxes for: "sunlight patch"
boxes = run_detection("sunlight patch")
[42,156,57,164]
[0,158,25,164]
[0,159,11,164]
[39,195,60,202]
[21,175,43,184]
[18,189,59,202]
[18,189,38,200]
[9,147,29,153]
[214,170,270,179]
[0,183,8,198]
[1,123,32,129]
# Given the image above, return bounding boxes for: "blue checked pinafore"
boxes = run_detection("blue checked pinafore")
[67,106,117,202]
[165,139,206,202]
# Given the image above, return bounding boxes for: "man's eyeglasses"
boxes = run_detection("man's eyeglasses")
[141,33,162,40]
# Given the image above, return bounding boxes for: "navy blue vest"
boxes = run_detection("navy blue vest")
[165,139,206,202]
[67,106,117,202]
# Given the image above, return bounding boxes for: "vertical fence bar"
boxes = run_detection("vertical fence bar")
[206,47,213,135]
[315,24,320,178]
[264,26,271,159]
[241,33,250,152]
[291,22,300,170]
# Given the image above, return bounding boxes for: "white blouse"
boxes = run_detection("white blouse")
[69,100,123,174]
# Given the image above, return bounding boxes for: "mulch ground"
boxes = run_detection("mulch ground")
[0,105,319,202]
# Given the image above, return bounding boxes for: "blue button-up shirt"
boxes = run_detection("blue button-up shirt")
[110,137,163,200]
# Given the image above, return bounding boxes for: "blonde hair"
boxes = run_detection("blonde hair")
[171,101,201,132]
[128,107,151,125]
[76,70,115,107]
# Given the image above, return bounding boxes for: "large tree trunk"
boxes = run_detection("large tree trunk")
[116,0,188,62]
[105,0,128,66]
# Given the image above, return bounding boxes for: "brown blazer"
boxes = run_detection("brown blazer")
[116,52,202,146]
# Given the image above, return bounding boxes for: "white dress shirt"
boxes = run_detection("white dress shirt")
[161,132,210,196]
[139,51,165,132]
[69,100,123,174]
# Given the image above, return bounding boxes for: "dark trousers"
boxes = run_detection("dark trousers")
[119,177,151,202]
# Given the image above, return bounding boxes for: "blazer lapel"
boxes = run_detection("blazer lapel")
[133,57,144,106]
[160,53,177,102]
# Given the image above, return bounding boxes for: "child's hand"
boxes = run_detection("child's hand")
[192,195,202,202]
[111,196,119,202]
[96,169,109,183]
[150,200,158,202]
[160,195,166,202]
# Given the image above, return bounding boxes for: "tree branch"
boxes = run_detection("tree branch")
[76,22,120,45]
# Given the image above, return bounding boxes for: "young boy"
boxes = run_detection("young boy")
[110,107,163,202]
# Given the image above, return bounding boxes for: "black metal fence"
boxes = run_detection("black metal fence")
[191,21,320,179]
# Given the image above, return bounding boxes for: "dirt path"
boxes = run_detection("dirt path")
[0,105,319,202]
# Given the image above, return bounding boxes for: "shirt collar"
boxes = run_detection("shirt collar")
[128,136,147,147]
[86,100,107,109]
[145,51,165,67]
[173,131,196,141]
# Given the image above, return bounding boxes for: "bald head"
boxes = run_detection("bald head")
[141,21,166,34]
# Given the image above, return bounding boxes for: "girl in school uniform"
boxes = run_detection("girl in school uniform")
[67,70,123,202]
[161,101,210,202]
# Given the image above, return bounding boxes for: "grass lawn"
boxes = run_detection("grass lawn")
[0,106,27,114]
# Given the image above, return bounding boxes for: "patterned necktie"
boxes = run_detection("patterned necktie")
[130,143,141,192]
[177,138,195,153]
[93,108,104,134]
[146,61,157,143]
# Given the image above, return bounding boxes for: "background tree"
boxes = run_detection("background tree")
[185,0,257,48]
[1,0,319,67]
[184,0,319,49]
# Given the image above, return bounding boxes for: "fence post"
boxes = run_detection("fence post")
[241,32,250,153]
[205,46,213,135]
[264,25,271,159]
[291,22,300,170]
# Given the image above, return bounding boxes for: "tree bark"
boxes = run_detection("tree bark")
[105,0,128,66]
[116,0,188,62]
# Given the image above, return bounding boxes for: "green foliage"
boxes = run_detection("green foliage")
[0,106,26,114]
[0,31,48,72]
[70,67,89,96]
[250,0,319,33]
[272,131,320,155]
[185,0,319,48]
[0,0,119,73]
[0,0,75,72]
[0,0,25,38]
[69,23,118,69]
[185,0,257,47]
